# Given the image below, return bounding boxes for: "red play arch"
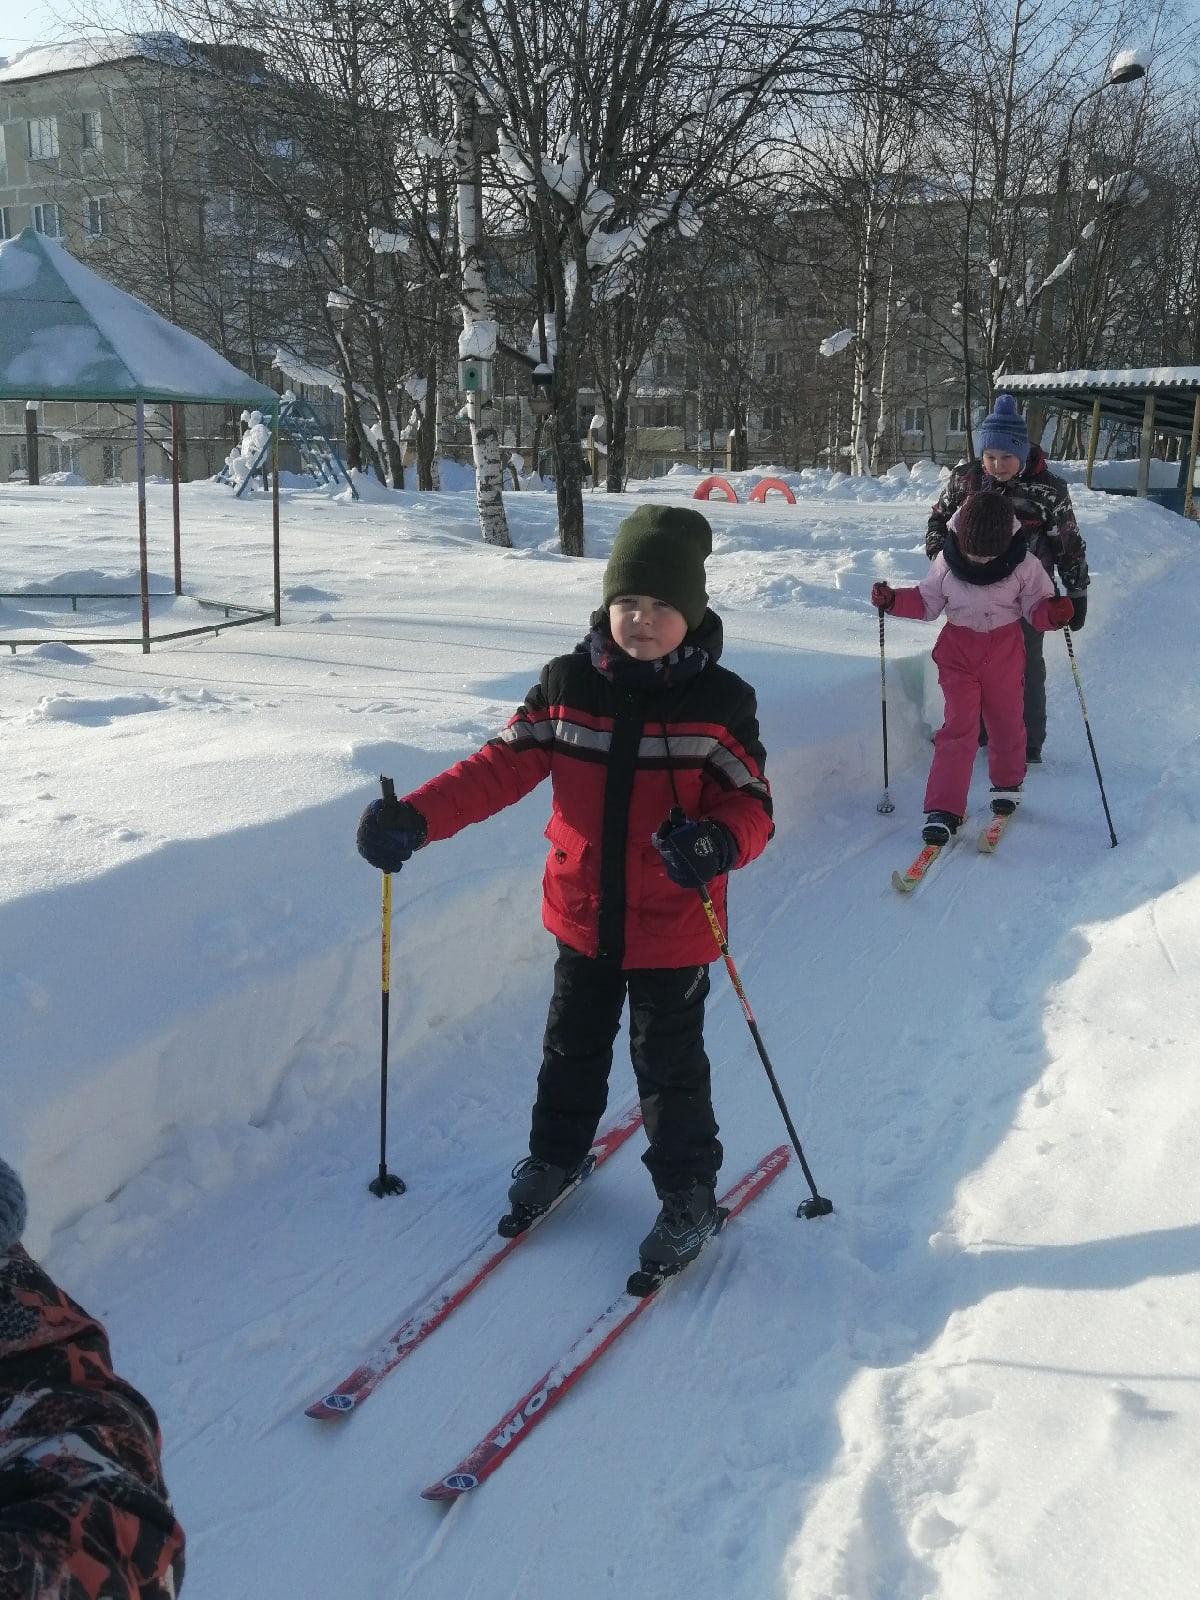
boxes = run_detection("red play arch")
[692,475,739,502]
[748,476,796,504]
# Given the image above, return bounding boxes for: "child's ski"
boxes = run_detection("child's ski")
[978,810,1015,852]
[420,1145,790,1501]
[305,1103,643,1420]
[892,841,945,893]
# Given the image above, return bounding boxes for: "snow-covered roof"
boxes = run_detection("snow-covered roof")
[996,367,1200,437]
[0,32,208,83]
[0,228,278,407]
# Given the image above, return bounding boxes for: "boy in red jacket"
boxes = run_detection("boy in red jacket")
[357,504,773,1271]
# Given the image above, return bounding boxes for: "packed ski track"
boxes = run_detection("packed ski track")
[4,466,1199,1599]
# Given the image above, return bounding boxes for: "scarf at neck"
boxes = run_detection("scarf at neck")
[587,627,708,689]
[942,529,1028,587]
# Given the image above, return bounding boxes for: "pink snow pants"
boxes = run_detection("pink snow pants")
[924,620,1027,818]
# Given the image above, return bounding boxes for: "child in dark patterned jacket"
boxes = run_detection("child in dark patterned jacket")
[356,504,773,1272]
[0,1157,186,1599]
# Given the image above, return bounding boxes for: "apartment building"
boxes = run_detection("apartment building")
[0,35,280,484]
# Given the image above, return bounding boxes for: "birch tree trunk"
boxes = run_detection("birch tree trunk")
[450,0,510,546]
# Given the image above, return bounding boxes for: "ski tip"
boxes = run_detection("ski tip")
[305,1391,357,1419]
[421,1471,479,1502]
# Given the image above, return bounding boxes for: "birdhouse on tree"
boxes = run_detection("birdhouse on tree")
[458,320,498,397]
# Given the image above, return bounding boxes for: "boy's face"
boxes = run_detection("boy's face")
[982,449,1022,481]
[608,594,689,659]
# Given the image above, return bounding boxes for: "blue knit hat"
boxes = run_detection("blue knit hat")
[0,1158,27,1249]
[978,394,1030,466]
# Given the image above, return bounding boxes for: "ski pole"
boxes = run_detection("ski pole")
[876,607,895,813]
[697,887,832,1220]
[1062,625,1118,848]
[369,776,407,1197]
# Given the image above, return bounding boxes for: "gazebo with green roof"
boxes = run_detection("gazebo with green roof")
[0,227,282,649]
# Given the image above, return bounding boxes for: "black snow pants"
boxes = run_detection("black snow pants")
[528,940,722,1196]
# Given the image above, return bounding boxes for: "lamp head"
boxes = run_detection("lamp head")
[1107,54,1147,85]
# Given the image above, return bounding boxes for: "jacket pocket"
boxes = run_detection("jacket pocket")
[542,813,596,929]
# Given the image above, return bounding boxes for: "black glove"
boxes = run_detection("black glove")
[356,796,428,873]
[654,816,736,888]
[1067,592,1087,631]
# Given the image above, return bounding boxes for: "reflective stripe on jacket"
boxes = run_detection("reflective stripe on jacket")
[405,618,772,968]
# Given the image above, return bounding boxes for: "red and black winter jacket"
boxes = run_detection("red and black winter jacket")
[404,609,773,969]
[926,448,1090,595]
[0,1244,186,1599]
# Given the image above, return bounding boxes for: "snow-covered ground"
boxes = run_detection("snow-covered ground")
[3,463,1198,1598]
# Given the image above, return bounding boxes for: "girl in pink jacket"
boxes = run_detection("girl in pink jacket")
[871,491,1073,844]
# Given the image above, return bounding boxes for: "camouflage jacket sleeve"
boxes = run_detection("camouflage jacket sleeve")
[926,463,974,559]
[1031,470,1089,593]
[0,1244,186,1599]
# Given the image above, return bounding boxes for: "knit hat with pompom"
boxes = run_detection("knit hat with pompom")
[978,394,1030,466]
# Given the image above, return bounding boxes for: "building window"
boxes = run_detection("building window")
[44,438,80,475]
[102,444,123,481]
[0,208,11,241]
[9,443,28,478]
[85,197,109,236]
[27,117,59,159]
[762,405,783,433]
[763,351,782,377]
[81,110,103,151]
[947,406,966,435]
[902,407,926,436]
[32,203,64,237]
[905,348,927,375]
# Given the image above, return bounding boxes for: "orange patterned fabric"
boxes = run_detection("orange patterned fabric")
[0,1244,185,1598]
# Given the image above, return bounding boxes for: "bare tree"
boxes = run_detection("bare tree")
[463,0,859,552]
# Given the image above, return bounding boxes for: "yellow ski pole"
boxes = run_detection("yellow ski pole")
[369,776,407,1196]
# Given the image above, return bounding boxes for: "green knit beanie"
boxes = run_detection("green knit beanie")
[602,504,713,630]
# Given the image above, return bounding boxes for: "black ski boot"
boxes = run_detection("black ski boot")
[989,785,1021,817]
[498,1156,582,1237]
[637,1182,719,1275]
[921,810,962,846]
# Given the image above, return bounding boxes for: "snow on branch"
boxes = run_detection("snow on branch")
[819,329,854,357]
[369,227,410,255]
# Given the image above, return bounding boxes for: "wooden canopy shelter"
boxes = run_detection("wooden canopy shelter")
[0,227,282,649]
[994,366,1200,520]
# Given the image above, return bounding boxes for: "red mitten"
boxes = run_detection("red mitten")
[871,582,895,612]
[1045,596,1074,628]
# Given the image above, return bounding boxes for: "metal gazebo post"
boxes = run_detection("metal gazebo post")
[136,397,150,654]
[272,396,281,625]
[172,404,183,595]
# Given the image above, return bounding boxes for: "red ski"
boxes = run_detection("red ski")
[892,841,945,893]
[977,810,1015,853]
[421,1144,790,1500]
[305,1103,643,1420]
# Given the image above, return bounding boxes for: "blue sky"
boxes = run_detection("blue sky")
[0,0,79,59]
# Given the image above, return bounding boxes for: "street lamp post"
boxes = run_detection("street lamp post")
[1026,53,1146,446]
